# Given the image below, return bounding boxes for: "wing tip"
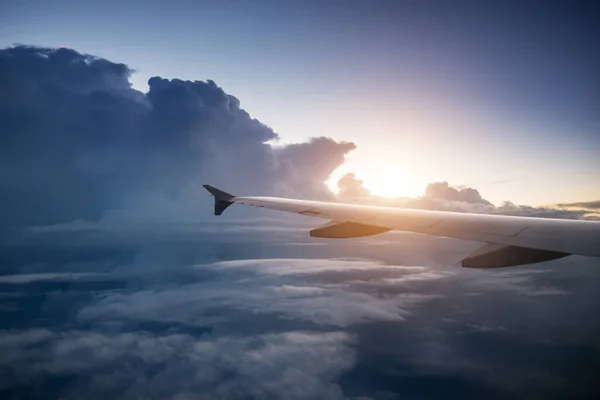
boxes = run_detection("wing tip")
[203,184,235,215]
[203,185,235,201]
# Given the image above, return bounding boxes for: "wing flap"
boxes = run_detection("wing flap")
[461,243,570,268]
[310,221,392,238]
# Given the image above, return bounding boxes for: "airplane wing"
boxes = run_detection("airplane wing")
[203,185,600,268]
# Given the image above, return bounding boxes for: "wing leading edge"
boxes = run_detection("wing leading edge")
[203,185,600,268]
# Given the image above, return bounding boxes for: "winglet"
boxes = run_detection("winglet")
[203,185,235,215]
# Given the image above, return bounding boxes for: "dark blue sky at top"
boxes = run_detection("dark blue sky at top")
[2,0,599,204]
[4,0,598,127]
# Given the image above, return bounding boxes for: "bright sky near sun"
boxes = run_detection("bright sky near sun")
[2,0,599,206]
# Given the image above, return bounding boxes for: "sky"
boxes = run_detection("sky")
[2,3,600,399]
[1,0,599,205]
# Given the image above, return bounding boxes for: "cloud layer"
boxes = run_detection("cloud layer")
[1,222,600,399]
[335,174,599,219]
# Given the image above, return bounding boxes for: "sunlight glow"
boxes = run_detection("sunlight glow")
[328,167,425,199]
[363,172,425,198]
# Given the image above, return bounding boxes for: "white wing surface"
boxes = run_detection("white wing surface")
[203,185,600,268]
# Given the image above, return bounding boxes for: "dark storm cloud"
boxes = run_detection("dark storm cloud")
[0,46,355,228]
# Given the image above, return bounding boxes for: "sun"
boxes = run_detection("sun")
[328,167,425,199]
[361,171,425,198]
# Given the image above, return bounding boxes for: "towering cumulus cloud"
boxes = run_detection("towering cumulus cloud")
[0,46,355,228]
[337,173,371,201]
[424,182,492,206]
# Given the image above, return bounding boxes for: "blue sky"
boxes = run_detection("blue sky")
[2,0,599,205]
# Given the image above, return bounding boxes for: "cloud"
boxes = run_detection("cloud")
[0,273,106,284]
[555,200,600,210]
[0,46,355,229]
[337,173,371,201]
[78,258,445,328]
[493,201,599,220]
[1,225,599,399]
[274,139,357,199]
[460,324,506,333]
[464,268,569,296]
[207,258,426,276]
[333,176,598,220]
[0,329,355,400]
[334,176,497,212]
[424,182,492,206]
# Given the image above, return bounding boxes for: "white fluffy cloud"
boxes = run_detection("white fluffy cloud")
[0,329,355,400]
[207,258,428,276]
[78,258,447,328]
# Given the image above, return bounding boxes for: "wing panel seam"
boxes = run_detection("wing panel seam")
[428,219,445,228]
[512,227,530,237]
